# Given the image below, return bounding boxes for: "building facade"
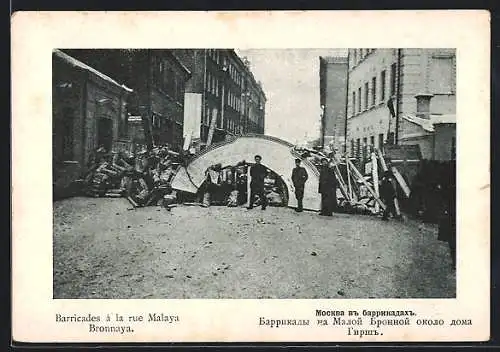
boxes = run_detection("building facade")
[52,50,132,192]
[173,49,266,145]
[61,49,191,151]
[346,48,456,162]
[319,56,348,153]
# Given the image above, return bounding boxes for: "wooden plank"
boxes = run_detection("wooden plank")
[206,108,218,147]
[371,152,380,213]
[376,148,388,172]
[394,197,401,216]
[246,164,251,207]
[182,130,193,151]
[347,159,386,210]
[330,155,350,202]
[126,196,138,208]
[391,166,411,198]
[346,155,353,200]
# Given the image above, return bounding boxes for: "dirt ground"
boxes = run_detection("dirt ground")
[53,197,455,299]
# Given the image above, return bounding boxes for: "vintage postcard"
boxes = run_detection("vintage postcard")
[11,10,490,343]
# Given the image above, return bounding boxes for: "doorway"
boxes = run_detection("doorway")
[97,117,113,152]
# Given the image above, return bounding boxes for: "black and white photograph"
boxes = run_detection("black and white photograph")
[52,47,457,299]
[12,10,489,343]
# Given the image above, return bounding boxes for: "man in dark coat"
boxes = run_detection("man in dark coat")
[292,158,309,212]
[380,170,397,220]
[318,158,337,216]
[247,155,268,210]
[438,162,456,269]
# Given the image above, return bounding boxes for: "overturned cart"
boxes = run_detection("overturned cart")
[171,135,322,211]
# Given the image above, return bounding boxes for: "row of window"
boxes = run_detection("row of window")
[206,71,220,97]
[351,63,397,116]
[206,71,246,113]
[350,134,385,160]
[202,101,263,134]
[153,57,185,104]
[351,48,376,67]
[207,49,245,88]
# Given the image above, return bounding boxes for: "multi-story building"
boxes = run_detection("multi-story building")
[346,48,456,162]
[319,56,348,153]
[173,49,266,145]
[61,49,191,151]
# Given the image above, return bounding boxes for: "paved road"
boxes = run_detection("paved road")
[53,197,455,299]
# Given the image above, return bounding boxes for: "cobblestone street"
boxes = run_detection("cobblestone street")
[53,197,455,299]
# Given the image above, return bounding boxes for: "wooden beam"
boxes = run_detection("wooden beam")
[391,166,411,198]
[371,152,380,213]
[330,155,351,202]
[246,164,251,207]
[347,158,386,210]
[376,148,388,172]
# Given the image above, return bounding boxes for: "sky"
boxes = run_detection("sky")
[237,49,347,145]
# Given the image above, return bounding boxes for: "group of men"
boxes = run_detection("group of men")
[246,154,340,216]
[247,154,399,220]
[291,157,339,216]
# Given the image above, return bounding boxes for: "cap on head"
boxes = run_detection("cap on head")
[254,155,262,161]
[295,158,301,164]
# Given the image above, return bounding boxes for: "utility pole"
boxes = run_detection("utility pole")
[395,48,402,145]
[344,50,350,154]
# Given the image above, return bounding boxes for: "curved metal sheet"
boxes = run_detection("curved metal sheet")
[171,135,321,211]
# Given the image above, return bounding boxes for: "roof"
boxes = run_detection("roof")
[53,49,133,93]
[402,113,456,133]
[320,56,348,64]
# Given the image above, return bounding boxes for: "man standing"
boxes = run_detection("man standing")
[318,158,337,216]
[291,158,308,212]
[247,155,268,210]
[380,170,397,221]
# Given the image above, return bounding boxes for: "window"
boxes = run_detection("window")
[371,76,377,106]
[390,63,397,96]
[352,91,356,115]
[358,87,362,112]
[429,56,454,94]
[356,138,360,159]
[364,82,369,110]
[370,136,375,152]
[362,137,368,161]
[351,139,355,157]
[380,70,386,102]
[378,133,384,150]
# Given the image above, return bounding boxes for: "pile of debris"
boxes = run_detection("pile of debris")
[79,145,184,209]
[293,146,411,217]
